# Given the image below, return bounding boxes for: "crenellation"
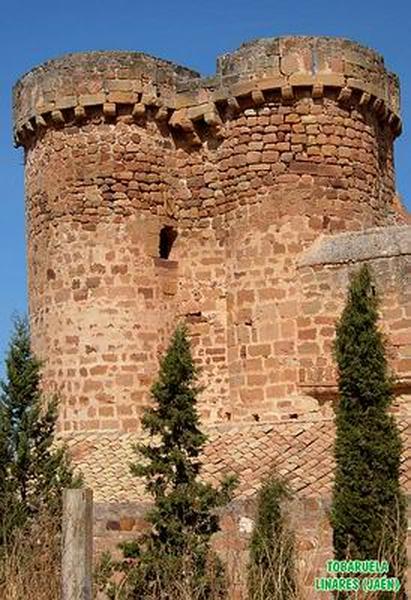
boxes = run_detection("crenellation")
[13,36,402,150]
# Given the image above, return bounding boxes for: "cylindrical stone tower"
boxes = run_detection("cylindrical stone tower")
[13,37,406,435]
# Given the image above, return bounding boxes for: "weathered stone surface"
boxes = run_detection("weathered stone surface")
[299,225,411,266]
[13,36,401,142]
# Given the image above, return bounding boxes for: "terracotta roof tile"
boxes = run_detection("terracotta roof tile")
[61,417,410,503]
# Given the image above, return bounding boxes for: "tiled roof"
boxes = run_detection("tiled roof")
[62,418,410,504]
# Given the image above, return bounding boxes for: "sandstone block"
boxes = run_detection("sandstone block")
[107,91,137,104]
[79,93,106,106]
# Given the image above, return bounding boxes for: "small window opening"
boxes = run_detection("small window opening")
[186,311,205,324]
[252,413,260,422]
[159,226,177,259]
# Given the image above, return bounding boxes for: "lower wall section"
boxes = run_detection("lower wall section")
[93,494,411,599]
[65,416,410,596]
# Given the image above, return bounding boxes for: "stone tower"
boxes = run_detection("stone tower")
[13,36,410,580]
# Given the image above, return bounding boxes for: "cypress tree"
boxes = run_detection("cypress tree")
[331,265,406,595]
[0,316,80,544]
[247,475,297,600]
[118,323,237,599]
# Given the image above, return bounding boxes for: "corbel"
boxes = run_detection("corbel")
[51,110,65,124]
[103,103,116,118]
[337,87,352,103]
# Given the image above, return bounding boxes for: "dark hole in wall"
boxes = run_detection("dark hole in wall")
[186,311,207,324]
[159,226,177,259]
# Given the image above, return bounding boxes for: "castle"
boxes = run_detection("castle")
[13,36,410,592]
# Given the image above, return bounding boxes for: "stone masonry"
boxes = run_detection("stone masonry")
[13,36,410,597]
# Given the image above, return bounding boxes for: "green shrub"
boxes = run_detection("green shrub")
[247,475,297,600]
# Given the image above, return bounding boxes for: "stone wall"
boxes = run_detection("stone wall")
[93,495,411,599]
[93,495,334,600]
[297,226,410,407]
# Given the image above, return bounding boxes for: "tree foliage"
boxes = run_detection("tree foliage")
[331,265,406,596]
[113,323,237,599]
[0,316,80,547]
[247,475,297,600]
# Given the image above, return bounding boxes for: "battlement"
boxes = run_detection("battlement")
[13,35,402,147]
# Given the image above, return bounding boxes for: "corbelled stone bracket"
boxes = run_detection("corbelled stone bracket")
[13,37,403,148]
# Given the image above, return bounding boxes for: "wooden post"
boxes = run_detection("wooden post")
[62,488,93,600]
